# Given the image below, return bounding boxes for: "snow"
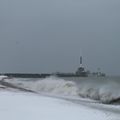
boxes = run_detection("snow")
[0,92,119,120]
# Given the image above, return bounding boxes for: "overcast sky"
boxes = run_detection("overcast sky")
[0,0,120,75]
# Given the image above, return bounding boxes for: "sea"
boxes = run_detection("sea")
[1,76,120,120]
[4,76,120,104]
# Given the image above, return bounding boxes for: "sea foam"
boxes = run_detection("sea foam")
[3,76,120,104]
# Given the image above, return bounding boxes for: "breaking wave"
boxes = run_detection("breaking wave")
[20,76,78,96]
[78,80,120,104]
[3,76,120,104]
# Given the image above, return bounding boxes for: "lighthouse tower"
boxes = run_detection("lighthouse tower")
[76,56,87,76]
[79,56,85,72]
[80,56,83,67]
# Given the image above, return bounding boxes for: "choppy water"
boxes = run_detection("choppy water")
[3,76,120,104]
[65,76,120,103]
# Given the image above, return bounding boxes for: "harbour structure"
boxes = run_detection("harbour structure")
[54,56,88,77]
[75,56,88,77]
[1,56,89,78]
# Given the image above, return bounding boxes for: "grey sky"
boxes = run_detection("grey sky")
[0,0,120,75]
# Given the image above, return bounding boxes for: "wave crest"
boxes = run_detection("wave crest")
[4,76,120,104]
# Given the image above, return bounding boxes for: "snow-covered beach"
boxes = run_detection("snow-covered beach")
[0,91,120,120]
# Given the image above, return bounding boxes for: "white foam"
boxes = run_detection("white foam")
[78,80,120,103]
[5,76,120,104]
[28,77,78,96]
[0,75,8,81]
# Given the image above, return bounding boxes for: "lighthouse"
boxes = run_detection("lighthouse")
[75,56,88,76]
[80,56,82,67]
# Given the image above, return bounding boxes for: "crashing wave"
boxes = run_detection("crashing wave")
[0,75,8,81]
[27,76,78,96]
[4,76,120,104]
[78,80,120,104]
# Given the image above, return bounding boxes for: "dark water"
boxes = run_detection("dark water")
[63,76,120,103]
